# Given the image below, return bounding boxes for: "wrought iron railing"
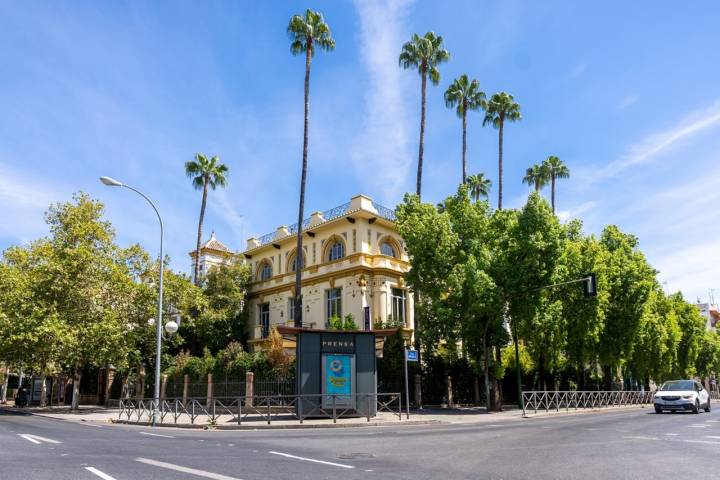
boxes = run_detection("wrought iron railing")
[118,393,402,425]
[522,390,654,417]
[252,200,396,248]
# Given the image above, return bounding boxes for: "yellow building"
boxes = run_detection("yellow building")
[189,231,236,278]
[242,194,413,352]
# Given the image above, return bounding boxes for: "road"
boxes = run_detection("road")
[1,406,719,479]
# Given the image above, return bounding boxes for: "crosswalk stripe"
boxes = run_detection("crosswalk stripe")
[85,467,118,480]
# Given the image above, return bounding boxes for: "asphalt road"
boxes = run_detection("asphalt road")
[1,405,719,480]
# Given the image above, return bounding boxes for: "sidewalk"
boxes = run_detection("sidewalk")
[0,403,649,429]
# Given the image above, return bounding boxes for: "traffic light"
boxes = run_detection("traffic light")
[583,273,597,298]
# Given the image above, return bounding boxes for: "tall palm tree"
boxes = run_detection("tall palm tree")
[482,92,521,210]
[185,153,229,285]
[444,75,486,184]
[399,32,450,198]
[542,155,570,214]
[522,163,549,192]
[288,10,335,326]
[466,173,492,203]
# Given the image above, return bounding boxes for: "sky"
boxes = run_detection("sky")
[1,1,719,303]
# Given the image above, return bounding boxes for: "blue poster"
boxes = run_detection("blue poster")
[325,354,352,396]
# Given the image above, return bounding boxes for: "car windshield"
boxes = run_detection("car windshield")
[660,380,695,391]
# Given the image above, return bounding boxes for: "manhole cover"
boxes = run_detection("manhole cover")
[337,453,375,459]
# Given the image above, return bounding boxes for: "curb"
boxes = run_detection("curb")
[521,404,652,419]
[112,418,442,430]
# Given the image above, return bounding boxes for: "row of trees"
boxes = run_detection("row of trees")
[0,194,252,407]
[396,188,719,409]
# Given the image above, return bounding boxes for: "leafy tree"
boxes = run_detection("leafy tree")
[695,331,720,379]
[483,92,521,210]
[185,153,229,285]
[399,31,450,198]
[444,74,486,184]
[541,156,570,213]
[287,9,335,326]
[669,292,706,378]
[522,163,548,192]
[466,173,491,203]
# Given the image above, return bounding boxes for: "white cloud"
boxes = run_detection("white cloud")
[617,94,639,110]
[597,101,720,179]
[556,200,597,223]
[351,0,415,203]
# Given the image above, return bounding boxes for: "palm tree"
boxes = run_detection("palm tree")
[185,153,229,285]
[542,155,570,214]
[399,32,450,198]
[522,163,549,192]
[444,75,486,184]
[482,92,521,210]
[466,173,492,203]
[288,10,335,326]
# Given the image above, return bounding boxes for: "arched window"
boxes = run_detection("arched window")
[328,241,345,261]
[288,251,305,272]
[259,261,273,281]
[380,242,396,257]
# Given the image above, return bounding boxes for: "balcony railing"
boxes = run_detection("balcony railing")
[252,200,396,248]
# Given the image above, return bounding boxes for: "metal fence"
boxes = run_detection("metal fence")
[118,393,402,426]
[164,378,295,399]
[522,390,655,417]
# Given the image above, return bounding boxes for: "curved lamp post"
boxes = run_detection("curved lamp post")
[100,176,164,427]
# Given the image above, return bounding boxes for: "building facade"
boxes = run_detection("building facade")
[242,194,414,352]
[189,231,236,279]
[696,302,719,332]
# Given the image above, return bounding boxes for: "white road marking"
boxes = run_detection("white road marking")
[80,422,104,428]
[704,435,720,439]
[269,451,355,469]
[689,424,708,428]
[17,434,61,444]
[85,467,118,480]
[684,439,720,445]
[664,433,679,436]
[139,431,174,438]
[623,436,659,441]
[135,458,243,480]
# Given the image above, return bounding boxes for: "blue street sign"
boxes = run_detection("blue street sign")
[406,350,418,362]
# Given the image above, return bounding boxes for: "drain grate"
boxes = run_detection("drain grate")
[337,453,375,459]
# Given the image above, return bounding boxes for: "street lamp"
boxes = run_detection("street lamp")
[100,176,164,427]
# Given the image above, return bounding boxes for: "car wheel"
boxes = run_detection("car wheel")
[654,406,663,414]
[693,399,700,414]
[705,399,711,413]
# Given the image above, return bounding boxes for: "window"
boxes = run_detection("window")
[326,288,342,325]
[391,288,407,325]
[289,297,300,322]
[328,241,345,261]
[380,242,397,257]
[290,252,304,272]
[259,303,270,338]
[260,262,272,281]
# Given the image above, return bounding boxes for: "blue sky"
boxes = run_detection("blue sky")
[2,1,719,302]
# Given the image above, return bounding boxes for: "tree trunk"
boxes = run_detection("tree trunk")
[538,355,546,391]
[39,372,47,407]
[602,365,612,391]
[551,175,556,213]
[71,362,82,411]
[417,66,427,198]
[490,345,503,411]
[294,43,313,327]
[483,333,491,411]
[461,104,467,185]
[497,116,504,210]
[1,366,8,404]
[193,178,209,285]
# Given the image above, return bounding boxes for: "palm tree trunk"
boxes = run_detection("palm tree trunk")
[417,68,427,198]
[461,106,467,185]
[194,177,209,285]
[551,175,556,213]
[294,44,312,327]
[497,117,504,210]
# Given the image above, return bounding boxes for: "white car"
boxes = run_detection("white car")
[654,380,711,414]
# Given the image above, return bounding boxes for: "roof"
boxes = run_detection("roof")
[201,231,231,253]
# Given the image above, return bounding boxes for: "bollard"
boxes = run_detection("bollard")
[206,373,213,407]
[414,374,422,409]
[246,371,254,407]
[182,374,189,406]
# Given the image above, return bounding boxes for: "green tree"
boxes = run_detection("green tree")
[483,92,521,210]
[695,331,720,379]
[541,156,570,214]
[288,9,335,325]
[185,153,229,285]
[669,292,706,378]
[444,74,486,184]
[522,163,548,192]
[399,31,451,198]
[466,173,491,203]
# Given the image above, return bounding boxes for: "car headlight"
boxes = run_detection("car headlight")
[682,394,693,399]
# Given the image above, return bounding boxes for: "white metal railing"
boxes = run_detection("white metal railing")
[522,391,654,417]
